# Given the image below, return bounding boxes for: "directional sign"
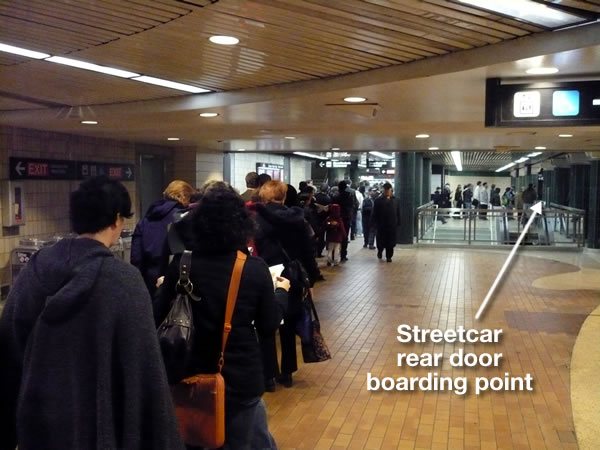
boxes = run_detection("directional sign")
[9,157,76,180]
[77,161,135,181]
[9,157,135,181]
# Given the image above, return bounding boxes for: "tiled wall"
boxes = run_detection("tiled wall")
[196,152,224,187]
[229,152,311,193]
[0,126,172,290]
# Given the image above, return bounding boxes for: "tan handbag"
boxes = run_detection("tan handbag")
[171,250,247,448]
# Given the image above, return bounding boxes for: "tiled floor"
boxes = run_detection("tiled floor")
[264,241,600,449]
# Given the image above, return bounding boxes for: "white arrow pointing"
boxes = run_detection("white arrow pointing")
[475,201,543,320]
[125,167,132,179]
[15,161,25,176]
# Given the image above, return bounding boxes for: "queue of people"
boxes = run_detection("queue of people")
[432,182,538,224]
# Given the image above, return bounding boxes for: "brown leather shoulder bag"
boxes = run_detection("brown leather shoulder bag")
[170,250,247,448]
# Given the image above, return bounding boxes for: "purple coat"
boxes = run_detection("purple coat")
[131,199,182,295]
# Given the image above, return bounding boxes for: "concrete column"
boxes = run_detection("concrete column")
[587,161,600,249]
[569,165,590,209]
[395,152,416,244]
[550,167,569,205]
[422,158,432,204]
[415,154,423,207]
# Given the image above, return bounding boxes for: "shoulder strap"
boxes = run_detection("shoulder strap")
[218,250,247,372]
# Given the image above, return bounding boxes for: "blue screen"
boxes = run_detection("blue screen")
[552,90,580,116]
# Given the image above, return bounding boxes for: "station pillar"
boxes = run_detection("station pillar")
[588,161,600,249]
[423,158,432,204]
[549,167,569,205]
[395,152,416,244]
[569,165,590,209]
[415,154,423,208]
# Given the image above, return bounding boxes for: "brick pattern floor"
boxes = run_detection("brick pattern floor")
[264,243,600,449]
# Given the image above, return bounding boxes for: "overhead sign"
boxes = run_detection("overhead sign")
[485,78,600,127]
[9,157,135,181]
[325,160,352,168]
[367,159,393,169]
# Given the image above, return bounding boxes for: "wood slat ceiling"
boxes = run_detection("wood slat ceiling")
[0,0,597,108]
[429,151,541,170]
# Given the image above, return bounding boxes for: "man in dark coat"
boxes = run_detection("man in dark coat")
[331,180,354,262]
[372,182,401,262]
[0,176,183,450]
[314,184,331,256]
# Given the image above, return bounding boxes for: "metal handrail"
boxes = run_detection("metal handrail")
[549,203,586,214]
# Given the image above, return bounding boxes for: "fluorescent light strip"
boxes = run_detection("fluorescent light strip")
[46,56,140,78]
[496,162,516,173]
[527,152,542,157]
[133,76,209,93]
[0,43,49,59]
[450,151,463,171]
[293,152,328,160]
[593,99,600,106]
[457,0,586,28]
[515,157,530,163]
[369,151,394,159]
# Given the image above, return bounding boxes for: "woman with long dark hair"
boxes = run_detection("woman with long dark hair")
[154,181,289,449]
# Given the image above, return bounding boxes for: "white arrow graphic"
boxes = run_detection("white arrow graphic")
[475,201,543,320]
[125,167,132,179]
[15,161,25,176]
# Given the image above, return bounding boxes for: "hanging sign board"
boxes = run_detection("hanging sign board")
[485,78,600,127]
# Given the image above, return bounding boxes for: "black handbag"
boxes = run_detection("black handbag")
[157,250,199,384]
[296,294,332,363]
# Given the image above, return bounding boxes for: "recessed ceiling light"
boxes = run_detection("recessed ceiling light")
[534,146,546,150]
[81,120,98,125]
[331,147,340,151]
[236,148,246,152]
[428,147,439,150]
[343,97,366,103]
[558,134,573,138]
[209,35,240,45]
[0,43,50,59]
[167,137,180,141]
[46,56,140,78]
[525,67,559,75]
[133,76,209,93]
[456,0,587,28]
[284,136,296,140]
[416,134,430,139]
[199,112,219,118]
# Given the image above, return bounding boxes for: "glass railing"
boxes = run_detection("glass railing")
[416,203,585,247]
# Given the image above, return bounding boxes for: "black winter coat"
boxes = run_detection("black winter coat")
[373,195,400,248]
[253,203,320,288]
[0,238,183,450]
[155,251,287,399]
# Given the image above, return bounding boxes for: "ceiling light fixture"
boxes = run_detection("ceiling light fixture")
[428,147,439,151]
[515,157,530,163]
[451,151,463,171]
[81,120,98,125]
[496,162,516,173]
[133,76,209,93]
[534,146,546,150]
[236,148,246,152]
[209,35,239,45]
[456,0,587,28]
[293,152,328,160]
[369,151,394,159]
[331,147,340,151]
[199,112,219,118]
[46,56,140,78]
[284,136,296,140]
[558,134,573,138]
[0,43,50,59]
[593,99,600,106]
[343,97,366,103]
[167,137,180,141]
[525,67,559,75]
[527,152,543,157]
[416,134,429,139]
